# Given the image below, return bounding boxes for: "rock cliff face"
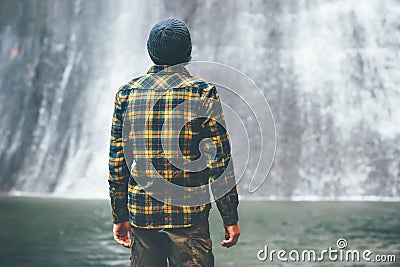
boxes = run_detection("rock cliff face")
[0,0,399,198]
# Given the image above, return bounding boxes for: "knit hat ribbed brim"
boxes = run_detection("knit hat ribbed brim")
[147,18,192,65]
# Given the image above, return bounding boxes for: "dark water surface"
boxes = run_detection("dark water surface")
[0,197,398,267]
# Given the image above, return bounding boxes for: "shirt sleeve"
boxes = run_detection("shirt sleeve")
[200,86,239,226]
[108,90,130,223]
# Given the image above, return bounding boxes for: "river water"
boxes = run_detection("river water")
[0,196,398,266]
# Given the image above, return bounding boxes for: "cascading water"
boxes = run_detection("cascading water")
[0,0,399,199]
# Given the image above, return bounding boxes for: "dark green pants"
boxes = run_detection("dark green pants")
[130,216,214,267]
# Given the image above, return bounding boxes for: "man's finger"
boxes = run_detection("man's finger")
[221,236,234,247]
[122,238,130,248]
[221,232,240,248]
[231,233,240,246]
[114,235,125,245]
[114,234,131,248]
[221,234,235,247]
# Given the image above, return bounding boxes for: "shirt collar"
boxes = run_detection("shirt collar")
[147,65,190,76]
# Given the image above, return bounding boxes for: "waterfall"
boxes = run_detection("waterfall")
[0,0,399,199]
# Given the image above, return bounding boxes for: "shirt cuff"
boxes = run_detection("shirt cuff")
[111,198,129,223]
[221,208,239,226]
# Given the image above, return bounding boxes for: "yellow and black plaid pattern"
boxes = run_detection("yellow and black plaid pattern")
[109,65,239,228]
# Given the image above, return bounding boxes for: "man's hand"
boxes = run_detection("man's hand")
[221,223,240,248]
[113,221,132,248]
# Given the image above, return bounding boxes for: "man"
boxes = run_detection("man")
[108,18,240,267]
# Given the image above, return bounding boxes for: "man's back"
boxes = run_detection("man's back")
[111,64,238,228]
[108,18,240,266]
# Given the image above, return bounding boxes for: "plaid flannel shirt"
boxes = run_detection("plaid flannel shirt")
[108,65,239,229]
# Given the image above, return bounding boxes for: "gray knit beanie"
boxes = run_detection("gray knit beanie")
[147,18,192,65]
